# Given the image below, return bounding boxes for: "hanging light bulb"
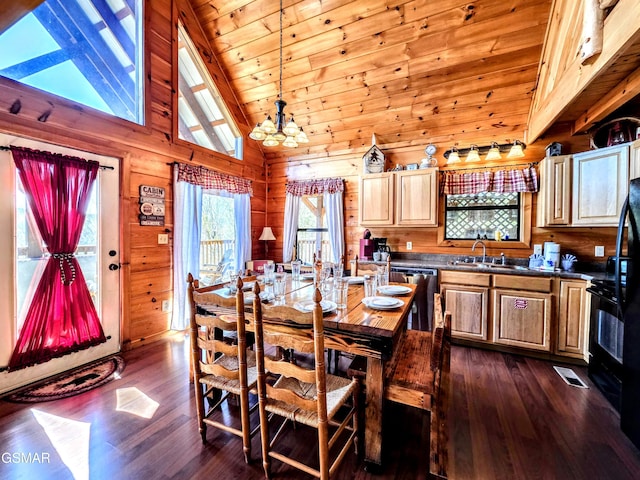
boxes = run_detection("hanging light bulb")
[296,127,309,143]
[485,142,502,161]
[283,115,300,137]
[263,134,279,147]
[283,136,298,147]
[507,140,525,158]
[446,147,460,164]
[465,145,481,162]
[249,123,266,141]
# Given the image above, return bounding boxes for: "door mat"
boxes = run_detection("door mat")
[553,366,588,388]
[3,356,125,403]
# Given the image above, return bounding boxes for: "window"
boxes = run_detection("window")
[0,0,144,124]
[177,23,242,159]
[445,192,521,241]
[199,192,236,283]
[296,196,334,264]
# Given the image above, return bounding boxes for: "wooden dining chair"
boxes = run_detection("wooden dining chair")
[187,273,259,464]
[252,282,359,480]
[350,255,405,281]
[384,292,451,478]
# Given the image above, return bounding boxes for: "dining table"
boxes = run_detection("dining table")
[234,274,418,468]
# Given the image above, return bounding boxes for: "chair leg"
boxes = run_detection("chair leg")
[240,386,252,463]
[193,380,207,443]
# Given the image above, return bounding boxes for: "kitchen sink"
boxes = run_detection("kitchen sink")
[468,263,528,271]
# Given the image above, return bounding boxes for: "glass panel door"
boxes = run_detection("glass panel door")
[0,135,120,394]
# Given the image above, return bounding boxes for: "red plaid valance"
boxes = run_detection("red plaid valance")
[441,166,538,195]
[286,178,344,196]
[177,163,252,195]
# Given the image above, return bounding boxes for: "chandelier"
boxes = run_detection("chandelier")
[248,0,309,147]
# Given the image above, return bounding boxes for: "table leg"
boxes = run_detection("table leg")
[364,356,383,466]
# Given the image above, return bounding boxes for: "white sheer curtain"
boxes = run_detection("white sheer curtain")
[171,165,202,330]
[324,190,344,264]
[234,193,251,273]
[282,192,300,262]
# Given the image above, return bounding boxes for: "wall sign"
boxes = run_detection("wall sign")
[139,185,165,226]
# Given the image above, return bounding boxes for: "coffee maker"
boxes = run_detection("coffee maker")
[374,238,390,253]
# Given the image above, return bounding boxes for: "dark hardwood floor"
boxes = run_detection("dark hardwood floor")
[1,336,639,479]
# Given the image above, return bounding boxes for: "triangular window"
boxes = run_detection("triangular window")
[177,23,242,159]
[0,0,144,124]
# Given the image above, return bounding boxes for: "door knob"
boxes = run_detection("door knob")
[109,263,120,271]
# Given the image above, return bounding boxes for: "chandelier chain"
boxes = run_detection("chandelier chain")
[279,0,283,101]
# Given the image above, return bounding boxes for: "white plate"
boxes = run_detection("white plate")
[300,273,316,280]
[362,296,404,310]
[244,291,274,304]
[377,285,412,295]
[242,281,256,291]
[294,300,337,313]
[347,276,365,284]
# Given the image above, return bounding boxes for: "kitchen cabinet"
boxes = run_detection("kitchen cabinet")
[537,155,572,227]
[629,138,640,180]
[440,271,490,342]
[359,169,438,227]
[395,169,438,226]
[492,289,552,352]
[359,172,394,226]
[492,274,553,352]
[572,143,629,226]
[556,280,589,360]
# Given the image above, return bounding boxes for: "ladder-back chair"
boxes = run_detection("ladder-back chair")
[187,273,259,463]
[384,292,451,478]
[252,283,359,480]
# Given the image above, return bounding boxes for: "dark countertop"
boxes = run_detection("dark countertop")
[359,253,609,282]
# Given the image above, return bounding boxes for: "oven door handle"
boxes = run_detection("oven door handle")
[615,196,629,317]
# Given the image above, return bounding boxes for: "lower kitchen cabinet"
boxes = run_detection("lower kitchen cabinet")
[492,289,552,352]
[441,284,489,341]
[440,270,491,342]
[556,280,589,359]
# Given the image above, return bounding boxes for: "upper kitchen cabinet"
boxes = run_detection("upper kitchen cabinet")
[395,169,438,226]
[359,172,394,226]
[629,138,640,179]
[527,0,640,143]
[537,154,572,227]
[359,169,438,227]
[572,143,629,226]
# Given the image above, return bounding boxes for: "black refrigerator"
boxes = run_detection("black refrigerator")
[617,177,640,450]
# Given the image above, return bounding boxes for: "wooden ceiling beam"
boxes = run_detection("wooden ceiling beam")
[573,66,640,134]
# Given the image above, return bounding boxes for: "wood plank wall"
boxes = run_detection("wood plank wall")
[0,0,267,349]
[265,124,618,266]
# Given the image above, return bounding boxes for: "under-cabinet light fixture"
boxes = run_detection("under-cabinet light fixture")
[444,140,526,163]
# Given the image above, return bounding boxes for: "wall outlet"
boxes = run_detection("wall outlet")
[406,241,412,250]
[595,245,605,257]
[161,300,171,312]
[533,244,542,255]
[158,233,169,245]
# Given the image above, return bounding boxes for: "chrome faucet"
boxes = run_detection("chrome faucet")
[472,240,486,263]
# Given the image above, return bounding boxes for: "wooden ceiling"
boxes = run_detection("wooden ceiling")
[191,0,553,158]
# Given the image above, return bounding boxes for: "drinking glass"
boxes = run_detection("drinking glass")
[263,262,275,284]
[376,265,388,287]
[321,277,334,299]
[291,260,302,281]
[333,263,344,279]
[273,273,287,304]
[364,275,377,298]
[334,277,349,309]
[228,271,239,294]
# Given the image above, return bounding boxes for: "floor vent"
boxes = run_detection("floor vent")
[553,366,588,388]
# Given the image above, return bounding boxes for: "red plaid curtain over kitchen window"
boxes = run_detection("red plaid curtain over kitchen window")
[441,166,538,195]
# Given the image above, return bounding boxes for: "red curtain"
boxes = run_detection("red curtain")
[8,146,106,371]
